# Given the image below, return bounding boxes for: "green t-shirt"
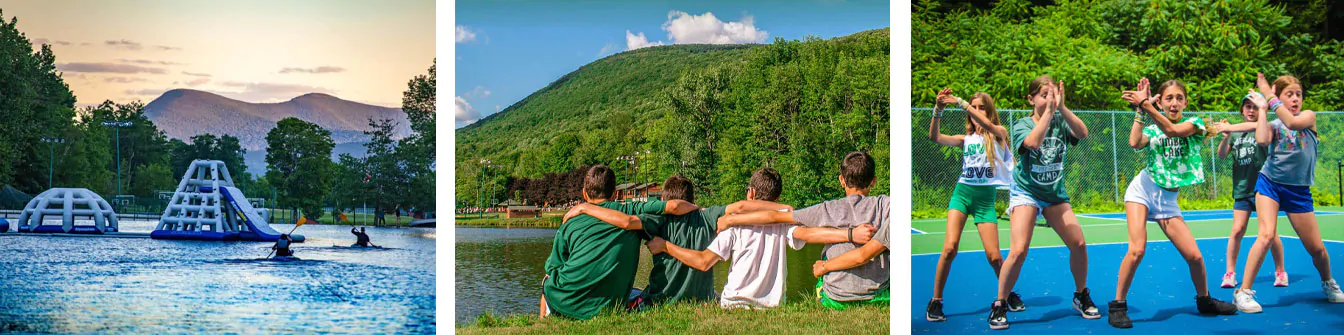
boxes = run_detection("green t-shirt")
[543,200,667,320]
[1011,114,1080,204]
[636,205,727,304]
[1140,117,1206,189]
[1229,132,1268,199]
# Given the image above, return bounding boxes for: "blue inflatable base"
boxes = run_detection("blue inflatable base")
[0,219,7,233]
[29,225,107,234]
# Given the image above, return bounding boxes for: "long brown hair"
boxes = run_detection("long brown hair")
[967,92,1009,169]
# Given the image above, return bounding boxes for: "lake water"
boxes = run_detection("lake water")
[454,226,824,324]
[0,220,436,334]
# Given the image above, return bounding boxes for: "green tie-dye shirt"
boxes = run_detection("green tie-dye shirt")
[1140,116,1206,188]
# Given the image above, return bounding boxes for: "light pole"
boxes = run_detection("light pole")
[478,159,490,218]
[41,137,65,189]
[617,150,651,198]
[101,120,133,207]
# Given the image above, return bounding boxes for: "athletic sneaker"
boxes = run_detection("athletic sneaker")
[1274,271,1289,287]
[926,299,946,322]
[1195,295,1237,315]
[1221,271,1237,288]
[1073,288,1101,319]
[1007,291,1026,312]
[1107,300,1132,329]
[987,300,1009,330]
[1324,279,1344,302]
[1234,288,1262,313]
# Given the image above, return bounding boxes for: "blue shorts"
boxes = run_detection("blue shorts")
[1255,174,1314,214]
[1232,197,1256,212]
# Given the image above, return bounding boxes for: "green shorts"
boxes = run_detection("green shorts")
[947,183,999,224]
[816,278,889,310]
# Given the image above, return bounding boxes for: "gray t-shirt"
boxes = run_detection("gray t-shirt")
[791,194,891,301]
[1260,119,1318,186]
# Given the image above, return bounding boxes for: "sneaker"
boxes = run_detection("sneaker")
[1234,288,1262,313]
[1325,279,1344,303]
[926,299,946,322]
[1073,288,1102,319]
[1221,271,1237,288]
[1274,271,1289,287]
[1107,300,1132,329]
[1195,295,1238,315]
[987,300,1009,330]
[1007,291,1026,312]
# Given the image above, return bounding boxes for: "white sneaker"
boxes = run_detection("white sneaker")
[1221,271,1237,288]
[1234,288,1262,313]
[1274,271,1288,287]
[1324,279,1344,303]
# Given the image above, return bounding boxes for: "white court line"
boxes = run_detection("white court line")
[911,227,926,234]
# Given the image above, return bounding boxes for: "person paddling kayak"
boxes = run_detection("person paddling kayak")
[351,227,377,247]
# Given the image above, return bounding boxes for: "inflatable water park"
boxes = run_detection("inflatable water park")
[1,159,301,243]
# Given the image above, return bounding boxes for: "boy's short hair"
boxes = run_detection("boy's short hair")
[660,175,694,203]
[583,165,616,199]
[748,168,782,201]
[841,151,875,189]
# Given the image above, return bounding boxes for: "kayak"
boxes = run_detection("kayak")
[270,255,301,261]
[349,244,383,249]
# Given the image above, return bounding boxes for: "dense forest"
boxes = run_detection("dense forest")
[456,28,891,209]
[910,0,1344,216]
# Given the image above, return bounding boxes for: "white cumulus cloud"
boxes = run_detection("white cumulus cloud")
[626,30,664,50]
[456,26,478,43]
[663,11,768,44]
[456,96,479,122]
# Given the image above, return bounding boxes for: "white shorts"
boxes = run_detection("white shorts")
[1007,183,1054,217]
[1123,170,1182,220]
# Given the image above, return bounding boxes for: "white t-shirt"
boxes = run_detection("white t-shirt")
[705,224,806,309]
[958,133,1013,186]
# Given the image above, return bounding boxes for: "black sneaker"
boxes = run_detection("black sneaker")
[1108,300,1132,328]
[1073,288,1101,319]
[926,299,946,322]
[1007,291,1026,312]
[1195,295,1238,315]
[988,300,1009,330]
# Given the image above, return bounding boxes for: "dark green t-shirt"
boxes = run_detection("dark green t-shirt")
[1011,114,1080,204]
[542,200,667,319]
[1230,132,1268,199]
[637,205,727,304]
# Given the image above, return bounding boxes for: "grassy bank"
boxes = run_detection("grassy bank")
[458,300,889,335]
[455,212,565,228]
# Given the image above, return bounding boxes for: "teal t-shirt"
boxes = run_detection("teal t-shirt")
[543,200,667,319]
[1011,114,1080,204]
[637,205,727,304]
[1229,132,1268,199]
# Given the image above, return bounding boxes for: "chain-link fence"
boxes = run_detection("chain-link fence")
[911,108,1344,218]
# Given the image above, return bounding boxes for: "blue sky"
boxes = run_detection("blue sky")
[454,0,889,128]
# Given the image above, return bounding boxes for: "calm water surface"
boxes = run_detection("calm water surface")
[0,220,436,334]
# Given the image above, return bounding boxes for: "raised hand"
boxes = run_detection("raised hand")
[1246,89,1268,110]
[935,88,957,107]
[1056,80,1067,110]
[1256,72,1273,98]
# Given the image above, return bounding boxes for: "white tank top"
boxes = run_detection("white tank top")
[958,133,1014,186]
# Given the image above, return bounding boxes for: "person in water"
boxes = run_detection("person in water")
[351,227,376,247]
[273,234,294,257]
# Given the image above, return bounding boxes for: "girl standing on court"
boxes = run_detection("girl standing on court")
[1233,73,1344,313]
[924,88,1018,322]
[1214,92,1288,290]
[986,75,1098,330]
[1107,78,1238,329]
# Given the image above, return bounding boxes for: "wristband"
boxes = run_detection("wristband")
[847,227,854,243]
[956,97,973,111]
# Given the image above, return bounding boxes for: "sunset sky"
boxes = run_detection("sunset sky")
[3,0,435,108]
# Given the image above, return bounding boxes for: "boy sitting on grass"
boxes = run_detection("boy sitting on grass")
[645,167,876,309]
[539,165,698,320]
[714,151,890,309]
[564,174,796,307]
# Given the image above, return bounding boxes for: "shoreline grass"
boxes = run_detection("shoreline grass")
[458,299,889,335]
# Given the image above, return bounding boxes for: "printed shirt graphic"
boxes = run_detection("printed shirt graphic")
[1011,114,1080,204]
[1260,119,1318,186]
[1229,132,1268,199]
[1140,117,1206,189]
[957,133,1014,186]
